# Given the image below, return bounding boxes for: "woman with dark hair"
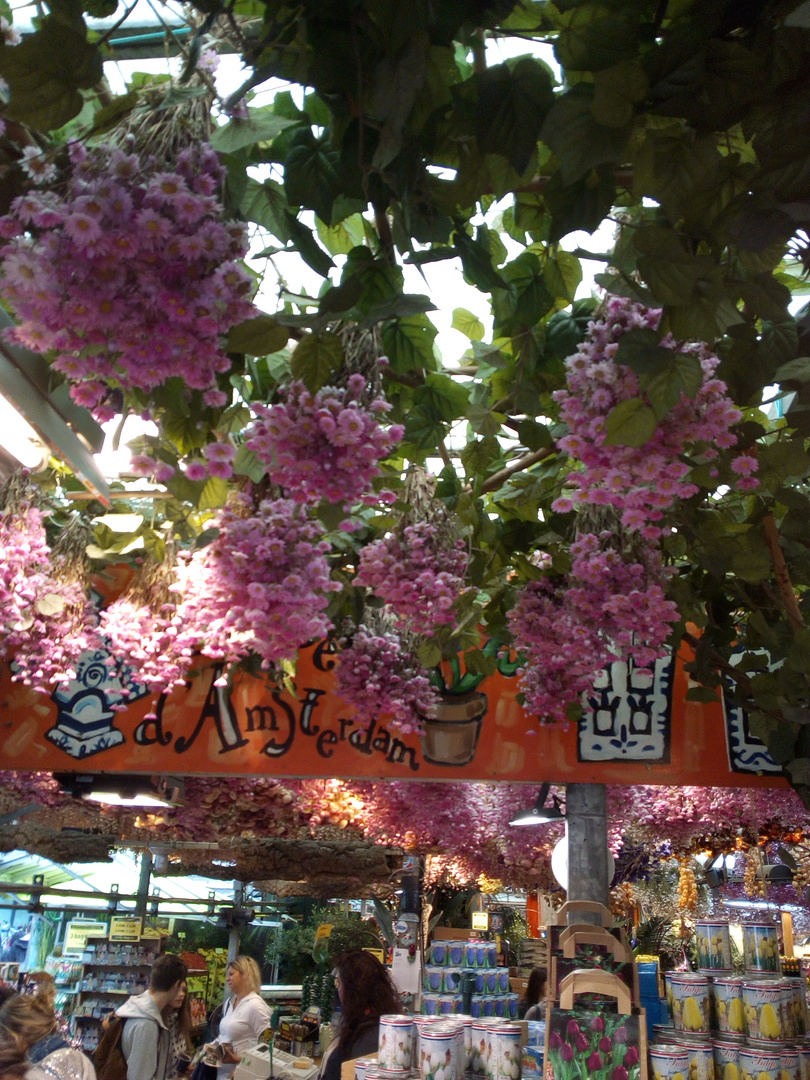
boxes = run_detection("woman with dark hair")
[319,951,402,1080]
[521,967,547,1021]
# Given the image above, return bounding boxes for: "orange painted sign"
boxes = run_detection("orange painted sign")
[0,636,789,788]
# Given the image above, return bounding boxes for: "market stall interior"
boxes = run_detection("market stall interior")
[3,2,810,1080]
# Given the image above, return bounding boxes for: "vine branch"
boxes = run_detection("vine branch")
[479,446,556,494]
[762,513,805,632]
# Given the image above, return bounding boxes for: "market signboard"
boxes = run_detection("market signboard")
[0,637,789,788]
[109,916,142,941]
[63,920,108,955]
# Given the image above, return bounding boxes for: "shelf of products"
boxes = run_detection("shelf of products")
[72,936,162,1052]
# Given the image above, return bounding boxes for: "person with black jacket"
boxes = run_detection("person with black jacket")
[318,952,402,1080]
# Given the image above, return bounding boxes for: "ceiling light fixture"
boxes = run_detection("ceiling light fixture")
[55,773,185,808]
[509,782,565,826]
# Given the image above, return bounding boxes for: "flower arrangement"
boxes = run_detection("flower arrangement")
[551,295,756,531]
[170,495,340,680]
[0,475,97,692]
[99,549,186,697]
[510,297,751,724]
[334,613,440,735]
[0,139,255,420]
[245,375,403,509]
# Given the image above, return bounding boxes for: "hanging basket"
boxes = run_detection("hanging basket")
[418,691,487,766]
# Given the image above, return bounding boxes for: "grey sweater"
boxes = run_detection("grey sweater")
[116,991,170,1080]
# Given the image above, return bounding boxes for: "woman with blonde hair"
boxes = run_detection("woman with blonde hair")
[214,957,271,1080]
[0,993,95,1080]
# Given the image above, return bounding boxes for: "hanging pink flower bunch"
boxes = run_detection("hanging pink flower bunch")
[0,482,98,691]
[0,140,255,419]
[335,620,440,734]
[355,521,468,634]
[509,532,680,724]
[509,295,754,724]
[244,375,403,508]
[170,495,340,679]
[99,560,187,697]
[551,295,755,533]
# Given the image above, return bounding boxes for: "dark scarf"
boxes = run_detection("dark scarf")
[27,1034,69,1063]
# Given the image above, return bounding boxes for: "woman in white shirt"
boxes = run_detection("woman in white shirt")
[216,957,272,1080]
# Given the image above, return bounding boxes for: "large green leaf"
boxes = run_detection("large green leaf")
[422,373,469,420]
[225,315,289,356]
[541,87,631,185]
[554,10,641,72]
[284,127,342,225]
[491,252,554,336]
[454,228,508,292]
[475,57,554,174]
[290,330,344,392]
[382,315,438,373]
[639,353,704,420]
[452,308,485,341]
[211,109,295,153]
[0,14,103,131]
[544,168,617,243]
[604,397,657,448]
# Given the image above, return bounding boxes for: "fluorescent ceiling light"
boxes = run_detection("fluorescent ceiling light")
[55,773,184,808]
[82,791,175,808]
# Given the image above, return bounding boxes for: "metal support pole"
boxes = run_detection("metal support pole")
[226,881,243,973]
[135,850,152,919]
[565,783,609,924]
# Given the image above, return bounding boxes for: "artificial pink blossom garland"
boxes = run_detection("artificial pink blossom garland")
[355,522,468,634]
[550,295,757,532]
[510,296,753,724]
[335,619,441,735]
[170,495,340,680]
[99,554,186,698]
[244,376,403,509]
[0,140,255,420]
[0,480,98,691]
[509,528,680,724]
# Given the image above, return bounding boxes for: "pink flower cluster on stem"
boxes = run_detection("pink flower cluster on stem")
[100,564,186,696]
[510,295,756,724]
[509,531,681,725]
[334,621,440,735]
[550,296,755,531]
[170,496,340,680]
[0,141,255,419]
[355,522,468,635]
[244,376,403,508]
[0,489,97,691]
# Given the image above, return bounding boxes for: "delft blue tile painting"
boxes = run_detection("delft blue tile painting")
[722,649,781,774]
[577,655,673,762]
[44,648,149,760]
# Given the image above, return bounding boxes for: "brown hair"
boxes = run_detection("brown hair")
[151,954,188,992]
[24,975,55,1011]
[524,966,547,1008]
[0,994,58,1072]
[172,982,192,1054]
[333,951,402,1054]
